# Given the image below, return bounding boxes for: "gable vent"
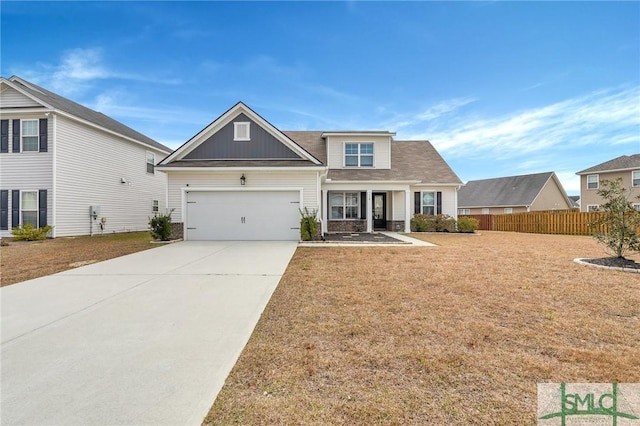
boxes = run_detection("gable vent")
[234,122,250,141]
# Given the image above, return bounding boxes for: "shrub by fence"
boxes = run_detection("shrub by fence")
[461,211,615,236]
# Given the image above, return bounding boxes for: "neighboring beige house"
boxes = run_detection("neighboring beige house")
[576,154,640,212]
[157,102,462,240]
[457,171,573,215]
[0,76,171,237]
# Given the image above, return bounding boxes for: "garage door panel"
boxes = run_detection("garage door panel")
[186,191,300,241]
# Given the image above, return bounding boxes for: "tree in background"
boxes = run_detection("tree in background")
[591,178,640,258]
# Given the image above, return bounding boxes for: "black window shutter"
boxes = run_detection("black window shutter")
[39,118,48,152]
[0,190,8,230]
[12,119,20,153]
[360,192,367,219]
[414,192,421,214]
[39,189,47,227]
[12,190,20,227]
[436,191,442,215]
[0,120,8,153]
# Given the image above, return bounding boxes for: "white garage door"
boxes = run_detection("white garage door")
[186,191,301,241]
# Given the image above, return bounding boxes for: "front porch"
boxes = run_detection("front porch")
[321,188,412,234]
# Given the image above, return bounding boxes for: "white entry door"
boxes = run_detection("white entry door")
[186,191,301,240]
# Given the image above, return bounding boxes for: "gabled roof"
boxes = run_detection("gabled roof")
[459,171,560,208]
[1,76,171,154]
[159,102,322,166]
[576,154,640,175]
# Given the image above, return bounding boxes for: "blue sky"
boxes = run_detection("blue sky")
[2,1,639,195]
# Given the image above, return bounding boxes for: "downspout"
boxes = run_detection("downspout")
[318,168,329,235]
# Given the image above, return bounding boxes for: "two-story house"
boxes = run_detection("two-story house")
[0,76,171,238]
[576,154,640,212]
[157,102,462,240]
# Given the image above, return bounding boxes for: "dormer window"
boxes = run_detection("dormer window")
[344,143,373,167]
[234,122,250,141]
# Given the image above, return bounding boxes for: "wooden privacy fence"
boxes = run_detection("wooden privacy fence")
[462,211,612,236]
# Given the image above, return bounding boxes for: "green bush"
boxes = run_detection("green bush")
[149,211,173,241]
[11,224,52,241]
[411,214,456,232]
[299,207,319,241]
[457,217,479,233]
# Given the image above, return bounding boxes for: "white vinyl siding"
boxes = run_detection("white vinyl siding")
[0,86,41,108]
[587,174,599,190]
[0,114,53,238]
[166,170,319,223]
[54,114,168,237]
[326,135,391,169]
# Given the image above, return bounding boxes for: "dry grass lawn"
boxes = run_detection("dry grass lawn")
[0,232,156,286]
[204,231,640,425]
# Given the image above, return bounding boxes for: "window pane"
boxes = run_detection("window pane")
[422,206,434,215]
[330,193,343,206]
[360,144,373,154]
[331,206,343,219]
[360,155,373,167]
[21,191,37,210]
[22,120,38,136]
[345,193,358,206]
[633,171,640,187]
[22,211,38,227]
[422,192,434,206]
[345,206,358,218]
[345,155,358,166]
[23,137,39,151]
[345,144,358,154]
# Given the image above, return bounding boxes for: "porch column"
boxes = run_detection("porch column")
[321,189,328,234]
[366,189,372,232]
[404,189,411,233]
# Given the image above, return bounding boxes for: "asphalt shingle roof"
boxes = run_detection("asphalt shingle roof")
[458,172,555,208]
[5,76,171,153]
[576,154,640,174]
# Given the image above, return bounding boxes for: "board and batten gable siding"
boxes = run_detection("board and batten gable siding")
[166,170,320,223]
[54,114,167,237]
[0,113,53,237]
[325,135,392,170]
[411,186,458,218]
[184,113,300,160]
[0,86,42,108]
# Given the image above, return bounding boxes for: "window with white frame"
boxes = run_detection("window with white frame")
[146,151,155,174]
[504,208,513,214]
[587,205,599,212]
[459,208,470,215]
[234,122,250,141]
[587,174,599,190]
[344,143,374,167]
[420,191,436,215]
[21,190,38,227]
[152,200,159,213]
[22,120,39,152]
[482,208,490,214]
[634,203,640,212]
[330,192,359,219]
[633,170,640,187]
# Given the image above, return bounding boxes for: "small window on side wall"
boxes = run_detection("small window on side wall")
[234,122,250,141]
[504,208,513,214]
[482,208,490,214]
[152,200,159,213]
[146,151,155,174]
[587,205,599,212]
[459,209,470,215]
[633,203,640,212]
[632,170,640,187]
[587,174,599,190]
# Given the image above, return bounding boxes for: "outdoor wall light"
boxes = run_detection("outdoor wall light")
[240,174,246,185]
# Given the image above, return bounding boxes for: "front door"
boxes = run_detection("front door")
[372,193,387,230]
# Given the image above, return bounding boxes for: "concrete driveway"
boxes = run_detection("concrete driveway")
[1,241,298,426]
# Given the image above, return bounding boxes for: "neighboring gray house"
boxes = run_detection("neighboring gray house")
[458,171,574,215]
[157,102,462,240]
[576,154,640,212]
[0,76,171,238]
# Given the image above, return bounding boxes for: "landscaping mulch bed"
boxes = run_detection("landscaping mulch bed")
[580,256,640,271]
[321,232,407,243]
